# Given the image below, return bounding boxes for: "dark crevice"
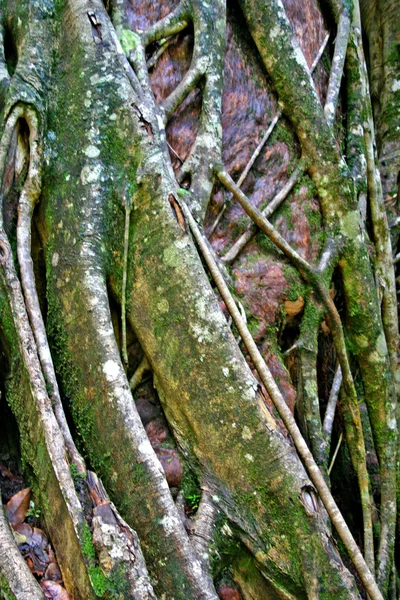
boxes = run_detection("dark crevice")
[3,23,17,77]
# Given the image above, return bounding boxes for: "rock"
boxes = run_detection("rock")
[155,448,183,488]
[217,585,242,600]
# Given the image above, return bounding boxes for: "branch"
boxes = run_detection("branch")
[180,198,383,600]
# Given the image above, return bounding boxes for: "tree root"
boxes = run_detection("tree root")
[217,168,375,571]
[141,2,190,47]
[324,9,351,127]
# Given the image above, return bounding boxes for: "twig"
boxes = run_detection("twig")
[180,198,383,600]
[324,11,351,127]
[328,433,343,476]
[167,141,184,164]
[222,163,303,263]
[310,32,330,73]
[236,113,280,190]
[234,32,329,194]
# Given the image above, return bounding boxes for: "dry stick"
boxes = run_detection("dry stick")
[12,107,86,475]
[222,34,329,263]
[328,433,343,476]
[322,364,343,438]
[180,198,383,600]
[223,163,303,263]
[121,204,131,371]
[218,169,375,571]
[324,11,351,127]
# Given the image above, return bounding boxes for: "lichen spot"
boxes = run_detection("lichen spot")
[80,164,102,185]
[103,359,120,383]
[84,145,100,158]
[157,298,169,314]
[222,367,229,377]
[51,252,59,267]
[269,25,281,41]
[242,426,253,441]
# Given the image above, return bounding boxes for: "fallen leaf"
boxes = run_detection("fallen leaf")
[5,488,31,526]
[44,561,62,582]
[13,522,33,544]
[31,527,48,550]
[40,580,74,600]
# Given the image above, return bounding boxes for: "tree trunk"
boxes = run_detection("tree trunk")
[0,0,398,599]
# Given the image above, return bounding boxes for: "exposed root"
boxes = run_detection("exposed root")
[162,60,204,121]
[87,471,157,600]
[147,36,174,70]
[180,197,383,600]
[324,10,351,127]
[141,2,190,47]
[322,364,342,439]
[121,204,132,371]
[130,354,151,391]
[172,0,226,222]
[217,168,375,571]
[191,488,217,572]
[11,106,86,475]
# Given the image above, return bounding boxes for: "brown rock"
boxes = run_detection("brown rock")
[217,585,241,600]
[155,448,183,488]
